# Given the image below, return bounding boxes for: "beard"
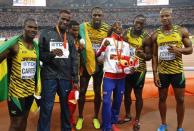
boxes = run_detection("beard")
[93,22,101,29]
[59,24,67,32]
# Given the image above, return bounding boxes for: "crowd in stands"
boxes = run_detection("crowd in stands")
[0,6,194,37]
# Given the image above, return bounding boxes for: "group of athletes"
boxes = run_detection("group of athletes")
[0,6,193,131]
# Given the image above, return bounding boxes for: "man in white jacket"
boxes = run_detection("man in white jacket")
[97,21,136,131]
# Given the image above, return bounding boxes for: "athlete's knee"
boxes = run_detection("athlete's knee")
[94,89,101,97]
[124,94,131,101]
[176,96,184,104]
[79,87,87,95]
[10,117,26,131]
[94,94,101,103]
[102,91,110,105]
[124,89,131,97]
[159,95,167,102]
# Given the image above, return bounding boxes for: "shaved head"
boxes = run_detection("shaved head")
[160,8,172,14]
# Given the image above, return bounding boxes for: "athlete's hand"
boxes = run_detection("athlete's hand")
[136,49,146,59]
[168,45,182,56]
[79,39,85,50]
[51,48,63,56]
[153,73,161,88]
[103,40,110,46]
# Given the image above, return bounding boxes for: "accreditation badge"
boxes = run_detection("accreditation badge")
[50,42,69,58]
[21,61,36,79]
[159,45,175,60]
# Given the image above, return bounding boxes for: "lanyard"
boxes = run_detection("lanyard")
[74,38,79,50]
[56,25,67,48]
[113,38,123,62]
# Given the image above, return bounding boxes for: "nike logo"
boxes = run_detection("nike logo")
[11,110,17,114]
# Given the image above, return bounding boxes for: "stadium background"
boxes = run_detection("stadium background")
[0,0,194,131]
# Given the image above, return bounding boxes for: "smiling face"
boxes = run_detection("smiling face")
[23,20,38,40]
[71,25,79,38]
[91,8,103,29]
[112,22,122,35]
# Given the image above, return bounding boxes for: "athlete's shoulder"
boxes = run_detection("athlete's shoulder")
[151,29,159,40]
[124,27,132,34]
[123,41,130,47]
[101,22,110,30]
[41,27,54,32]
[39,27,55,36]
[101,22,110,27]
[81,22,90,27]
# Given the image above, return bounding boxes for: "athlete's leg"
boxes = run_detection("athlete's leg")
[133,72,146,121]
[8,96,33,131]
[174,88,185,129]
[124,74,133,118]
[9,116,26,131]
[134,88,143,121]
[158,74,171,125]
[92,65,103,118]
[172,73,186,129]
[77,67,91,118]
[158,88,169,125]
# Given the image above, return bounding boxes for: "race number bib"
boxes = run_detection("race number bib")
[50,42,69,58]
[159,45,175,60]
[129,47,136,57]
[21,61,36,79]
[92,43,101,52]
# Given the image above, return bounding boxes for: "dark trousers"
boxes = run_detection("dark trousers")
[37,79,72,131]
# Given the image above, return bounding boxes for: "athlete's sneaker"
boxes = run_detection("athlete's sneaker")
[177,128,184,131]
[76,118,84,130]
[157,124,168,131]
[133,120,141,131]
[117,115,132,124]
[112,124,120,131]
[93,118,100,129]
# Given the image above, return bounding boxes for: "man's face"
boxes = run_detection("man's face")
[112,22,122,35]
[91,9,103,29]
[133,17,145,33]
[70,25,79,38]
[58,12,71,31]
[24,21,38,39]
[160,11,172,26]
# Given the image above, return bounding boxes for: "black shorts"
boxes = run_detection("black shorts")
[125,71,146,90]
[8,95,34,117]
[159,73,185,88]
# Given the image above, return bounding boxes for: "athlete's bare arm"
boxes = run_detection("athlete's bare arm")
[0,44,18,63]
[141,36,152,61]
[168,27,193,55]
[151,31,161,88]
[180,27,193,54]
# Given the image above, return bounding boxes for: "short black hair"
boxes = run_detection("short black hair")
[59,9,71,15]
[107,21,122,37]
[134,14,146,20]
[23,18,37,27]
[69,20,79,28]
[91,6,103,13]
